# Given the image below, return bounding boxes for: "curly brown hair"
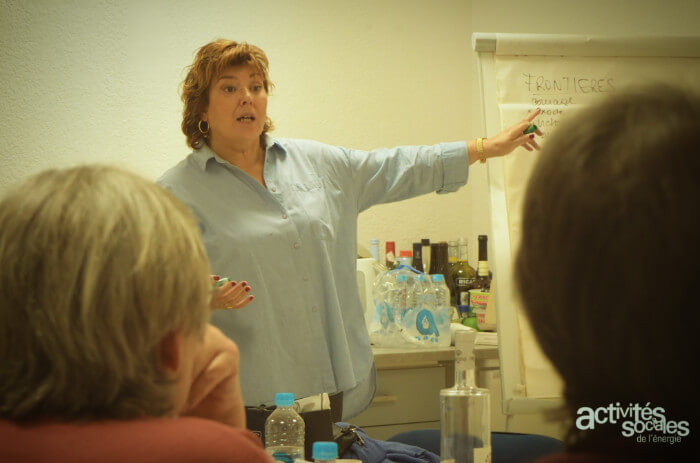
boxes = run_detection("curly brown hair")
[180,39,274,149]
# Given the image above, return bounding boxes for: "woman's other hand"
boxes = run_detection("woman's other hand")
[479,108,544,160]
[183,324,246,428]
[210,275,254,309]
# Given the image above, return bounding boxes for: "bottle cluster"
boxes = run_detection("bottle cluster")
[368,236,493,331]
[370,269,453,347]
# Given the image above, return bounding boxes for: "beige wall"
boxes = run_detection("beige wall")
[1,0,698,267]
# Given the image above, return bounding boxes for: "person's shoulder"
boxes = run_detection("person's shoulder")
[273,137,342,155]
[0,417,272,463]
[157,150,204,188]
[140,417,272,462]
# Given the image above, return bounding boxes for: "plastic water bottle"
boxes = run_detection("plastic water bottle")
[430,274,453,347]
[391,274,409,322]
[401,273,430,344]
[312,441,338,462]
[382,273,408,345]
[265,393,305,462]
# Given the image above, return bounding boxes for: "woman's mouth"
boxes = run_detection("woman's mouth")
[237,116,255,122]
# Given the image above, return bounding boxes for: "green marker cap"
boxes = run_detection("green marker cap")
[523,124,538,135]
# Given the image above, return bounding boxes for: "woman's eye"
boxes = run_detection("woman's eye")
[223,86,235,93]
[252,85,263,92]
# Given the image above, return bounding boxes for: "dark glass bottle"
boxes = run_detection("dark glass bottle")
[412,242,424,272]
[451,237,477,308]
[429,242,455,297]
[475,235,492,290]
[421,238,431,272]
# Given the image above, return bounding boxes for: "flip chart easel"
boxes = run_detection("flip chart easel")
[472,33,700,415]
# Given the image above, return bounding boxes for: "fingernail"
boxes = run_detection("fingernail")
[529,134,535,139]
[212,275,220,281]
[245,287,251,292]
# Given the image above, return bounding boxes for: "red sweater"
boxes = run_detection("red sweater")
[0,417,273,463]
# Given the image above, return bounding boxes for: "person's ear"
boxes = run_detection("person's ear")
[157,330,184,375]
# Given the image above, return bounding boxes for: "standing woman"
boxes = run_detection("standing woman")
[159,39,541,419]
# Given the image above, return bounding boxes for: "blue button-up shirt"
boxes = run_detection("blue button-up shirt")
[158,136,469,418]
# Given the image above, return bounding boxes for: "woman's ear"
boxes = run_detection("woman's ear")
[157,330,184,375]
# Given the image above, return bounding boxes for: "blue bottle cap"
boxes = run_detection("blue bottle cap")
[431,274,444,282]
[370,238,380,244]
[312,441,338,460]
[274,392,295,407]
[396,274,408,282]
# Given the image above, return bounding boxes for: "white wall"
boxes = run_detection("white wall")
[1,0,698,266]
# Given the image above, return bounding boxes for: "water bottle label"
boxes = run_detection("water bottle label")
[416,309,438,336]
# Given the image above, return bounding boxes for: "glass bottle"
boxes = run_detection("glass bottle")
[447,240,459,267]
[440,330,491,463]
[475,235,491,291]
[451,237,477,314]
[412,242,424,272]
[446,240,459,305]
[385,241,397,270]
[369,238,380,262]
[429,242,455,299]
[421,238,431,272]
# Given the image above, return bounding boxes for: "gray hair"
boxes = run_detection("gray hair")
[0,165,211,420]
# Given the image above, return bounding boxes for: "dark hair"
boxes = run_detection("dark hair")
[515,83,700,457]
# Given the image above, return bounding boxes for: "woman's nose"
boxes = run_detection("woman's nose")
[240,89,253,105]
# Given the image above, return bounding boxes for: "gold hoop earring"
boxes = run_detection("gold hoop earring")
[198,120,209,134]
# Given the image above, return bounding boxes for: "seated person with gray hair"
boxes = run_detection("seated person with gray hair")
[0,165,272,462]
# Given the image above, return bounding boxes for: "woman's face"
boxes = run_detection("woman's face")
[202,64,268,148]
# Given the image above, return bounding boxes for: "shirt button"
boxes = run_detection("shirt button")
[270,187,277,192]
[303,275,309,281]
[282,214,288,219]
[293,242,300,249]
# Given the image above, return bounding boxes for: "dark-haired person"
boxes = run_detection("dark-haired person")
[516,83,700,462]
[159,39,543,419]
[0,165,272,462]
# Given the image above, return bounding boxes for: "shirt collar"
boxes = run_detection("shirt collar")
[192,134,287,171]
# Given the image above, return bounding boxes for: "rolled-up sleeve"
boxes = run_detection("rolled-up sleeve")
[342,141,469,213]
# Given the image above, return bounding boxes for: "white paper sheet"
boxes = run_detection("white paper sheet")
[492,53,700,398]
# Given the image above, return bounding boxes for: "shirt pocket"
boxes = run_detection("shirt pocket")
[291,174,335,241]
